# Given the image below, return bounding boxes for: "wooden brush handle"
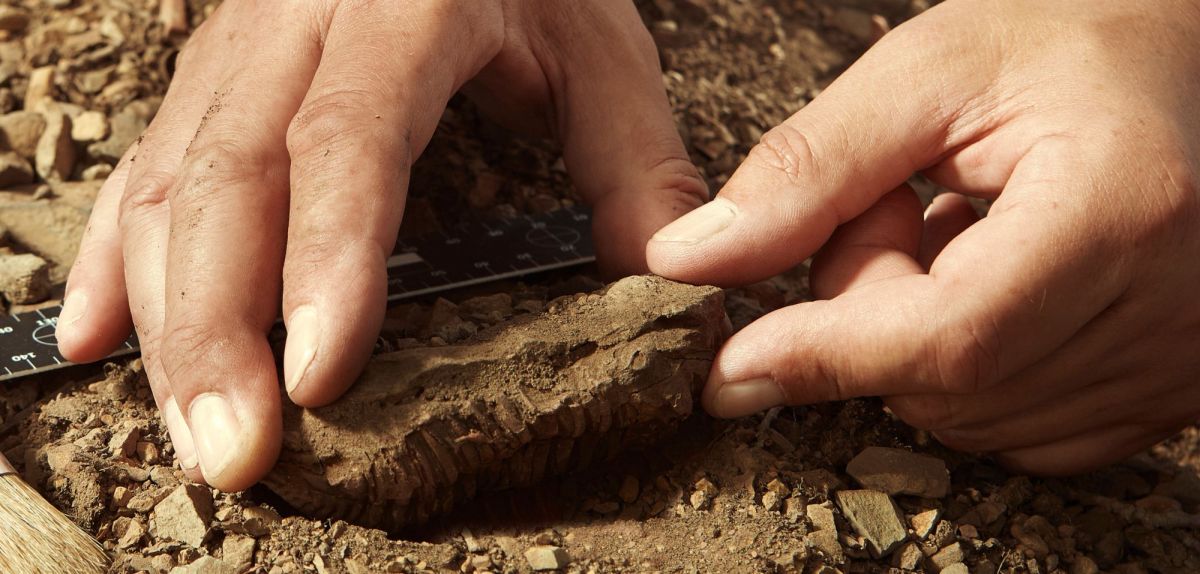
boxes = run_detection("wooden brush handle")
[0,451,14,476]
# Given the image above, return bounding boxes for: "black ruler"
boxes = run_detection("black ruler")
[0,206,595,383]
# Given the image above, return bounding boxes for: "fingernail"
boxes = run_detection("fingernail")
[709,377,786,418]
[189,393,242,481]
[651,197,738,244]
[283,306,320,394]
[162,396,198,470]
[60,291,88,327]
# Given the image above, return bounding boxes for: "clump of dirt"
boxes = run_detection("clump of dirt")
[267,276,726,530]
[1,0,1199,573]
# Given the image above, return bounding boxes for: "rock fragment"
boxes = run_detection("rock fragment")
[23,67,55,110]
[170,556,236,574]
[524,546,569,571]
[71,110,109,142]
[35,109,75,181]
[263,276,726,530]
[0,252,49,303]
[836,490,908,558]
[0,6,30,32]
[910,508,941,539]
[691,478,719,510]
[846,446,950,498]
[618,475,640,504]
[108,423,141,458]
[807,503,845,563]
[221,535,257,569]
[153,484,213,548]
[930,541,967,572]
[940,564,969,574]
[892,541,923,570]
[0,151,33,187]
[0,111,46,159]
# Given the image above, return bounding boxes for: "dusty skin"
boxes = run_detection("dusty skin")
[265,276,726,530]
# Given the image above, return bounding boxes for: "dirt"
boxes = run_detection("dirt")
[0,0,1198,574]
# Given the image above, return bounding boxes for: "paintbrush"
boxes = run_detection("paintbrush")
[0,451,108,574]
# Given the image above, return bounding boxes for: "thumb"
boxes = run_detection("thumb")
[646,24,990,285]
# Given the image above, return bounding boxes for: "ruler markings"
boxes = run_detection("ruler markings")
[0,207,596,383]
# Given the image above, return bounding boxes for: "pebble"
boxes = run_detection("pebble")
[70,110,109,142]
[87,100,151,162]
[108,423,141,458]
[0,252,49,303]
[807,503,837,533]
[846,446,950,498]
[940,564,969,574]
[23,67,54,110]
[241,505,281,537]
[153,484,214,547]
[892,541,923,570]
[910,508,941,539]
[222,534,257,567]
[80,162,113,181]
[34,109,75,181]
[0,151,33,187]
[690,478,718,510]
[618,475,640,504]
[795,468,845,495]
[836,490,909,558]
[0,111,46,159]
[524,545,569,571]
[118,518,146,549]
[930,541,967,572]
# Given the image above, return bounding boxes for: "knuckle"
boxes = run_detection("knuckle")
[118,170,172,229]
[886,395,960,432]
[158,318,231,384]
[926,314,1002,394]
[286,89,388,160]
[750,123,819,188]
[285,235,385,278]
[175,138,272,200]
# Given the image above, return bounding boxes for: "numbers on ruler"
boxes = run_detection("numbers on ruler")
[11,352,35,362]
[0,326,13,334]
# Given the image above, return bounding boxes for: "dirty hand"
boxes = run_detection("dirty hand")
[56,1,704,490]
[648,0,1200,475]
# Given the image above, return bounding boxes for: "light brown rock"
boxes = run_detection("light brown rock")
[910,508,941,539]
[70,110,109,142]
[0,6,30,32]
[153,484,213,548]
[35,110,74,181]
[0,111,46,159]
[221,535,257,568]
[170,556,236,574]
[524,545,569,571]
[930,541,967,572]
[846,447,950,498]
[23,67,54,111]
[836,490,909,558]
[0,252,49,303]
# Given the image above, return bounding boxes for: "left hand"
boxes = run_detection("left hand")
[647,0,1200,475]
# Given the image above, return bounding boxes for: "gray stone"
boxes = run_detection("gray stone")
[892,541,923,570]
[221,535,257,569]
[34,110,74,181]
[846,447,950,498]
[836,490,909,558]
[931,541,967,572]
[153,484,213,548]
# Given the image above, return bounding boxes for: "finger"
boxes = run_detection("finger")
[159,16,320,491]
[281,2,503,406]
[917,193,979,269]
[647,23,999,285]
[57,147,136,362]
[700,138,1130,418]
[117,29,230,476]
[991,423,1183,476]
[809,185,923,300]
[530,3,708,277]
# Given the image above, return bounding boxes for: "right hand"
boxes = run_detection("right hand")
[57,1,706,491]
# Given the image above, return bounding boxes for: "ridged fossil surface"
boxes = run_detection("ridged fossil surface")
[263,276,727,530]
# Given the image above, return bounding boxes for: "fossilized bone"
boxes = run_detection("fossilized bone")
[263,276,726,530]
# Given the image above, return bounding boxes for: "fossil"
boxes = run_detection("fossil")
[263,276,727,530]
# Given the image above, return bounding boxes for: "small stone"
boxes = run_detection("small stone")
[807,503,837,533]
[1011,522,1050,558]
[836,490,909,558]
[892,541,923,570]
[23,67,54,111]
[126,488,167,512]
[957,524,979,540]
[795,468,845,495]
[930,541,967,572]
[940,564,969,574]
[108,424,141,458]
[462,528,484,553]
[808,530,845,564]
[0,6,30,32]
[0,252,50,303]
[1071,556,1100,574]
[618,475,640,504]
[762,490,783,512]
[0,111,46,159]
[783,496,806,522]
[35,110,75,181]
[846,447,950,498]
[80,163,113,181]
[112,486,134,507]
[136,441,161,465]
[171,555,236,574]
[910,508,941,539]
[222,534,256,567]
[87,101,150,163]
[690,478,718,510]
[153,484,214,547]
[71,111,109,142]
[241,505,281,537]
[1134,494,1182,514]
[524,545,569,571]
[0,151,33,187]
[118,518,145,549]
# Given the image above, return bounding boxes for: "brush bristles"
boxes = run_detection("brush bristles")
[0,475,109,574]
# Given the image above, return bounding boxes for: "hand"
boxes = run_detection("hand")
[56,1,705,490]
[648,0,1200,475]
